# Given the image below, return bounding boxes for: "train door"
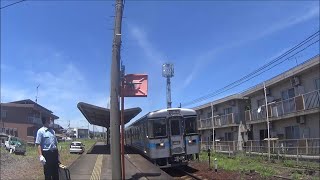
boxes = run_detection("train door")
[169,117,185,155]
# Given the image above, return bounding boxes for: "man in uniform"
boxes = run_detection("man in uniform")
[35,117,60,180]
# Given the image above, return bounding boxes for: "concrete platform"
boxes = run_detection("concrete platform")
[69,142,172,180]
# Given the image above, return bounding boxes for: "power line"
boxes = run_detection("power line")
[205,40,319,102]
[184,38,319,107]
[0,0,26,10]
[182,31,320,107]
[183,37,319,107]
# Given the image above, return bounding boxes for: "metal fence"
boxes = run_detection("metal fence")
[245,89,320,122]
[198,113,240,129]
[200,138,320,161]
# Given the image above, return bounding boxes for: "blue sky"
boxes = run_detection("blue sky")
[1,1,319,131]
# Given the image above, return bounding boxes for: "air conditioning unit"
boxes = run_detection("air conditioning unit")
[291,76,300,87]
[296,116,306,124]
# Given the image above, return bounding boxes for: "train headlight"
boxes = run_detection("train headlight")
[188,140,192,144]
[156,142,165,149]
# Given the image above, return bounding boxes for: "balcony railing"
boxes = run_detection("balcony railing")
[245,89,320,122]
[198,113,239,129]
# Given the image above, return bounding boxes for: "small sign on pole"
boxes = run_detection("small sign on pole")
[123,74,148,97]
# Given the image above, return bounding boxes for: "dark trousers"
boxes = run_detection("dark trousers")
[42,149,59,180]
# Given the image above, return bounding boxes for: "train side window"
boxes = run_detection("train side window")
[143,123,145,137]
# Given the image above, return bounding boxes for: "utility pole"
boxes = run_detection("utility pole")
[110,0,124,179]
[35,84,40,103]
[263,82,271,161]
[211,102,215,151]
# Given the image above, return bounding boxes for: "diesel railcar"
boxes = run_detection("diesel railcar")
[125,108,199,167]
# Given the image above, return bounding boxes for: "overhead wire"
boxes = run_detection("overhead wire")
[182,31,320,107]
[0,0,26,10]
[183,37,319,107]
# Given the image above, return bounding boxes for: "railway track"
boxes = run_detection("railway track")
[163,166,206,180]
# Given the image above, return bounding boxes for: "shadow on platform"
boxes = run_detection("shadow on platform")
[87,144,141,155]
[129,172,162,180]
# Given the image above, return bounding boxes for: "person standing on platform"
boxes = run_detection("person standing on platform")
[35,117,60,180]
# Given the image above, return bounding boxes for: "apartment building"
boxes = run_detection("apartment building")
[195,94,249,146]
[0,99,59,143]
[242,55,319,141]
[194,55,319,152]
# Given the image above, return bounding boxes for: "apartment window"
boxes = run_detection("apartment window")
[259,129,268,141]
[315,78,320,90]
[1,110,7,118]
[27,127,34,136]
[281,88,295,100]
[223,107,232,115]
[224,132,233,141]
[285,126,300,139]
[207,112,212,118]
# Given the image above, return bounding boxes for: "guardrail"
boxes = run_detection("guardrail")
[245,89,320,122]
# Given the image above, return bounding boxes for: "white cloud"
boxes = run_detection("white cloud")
[128,23,165,66]
[1,86,31,102]
[253,5,319,41]
[2,48,110,129]
[25,62,88,101]
[181,5,319,88]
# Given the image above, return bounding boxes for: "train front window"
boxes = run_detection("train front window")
[171,119,181,136]
[148,118,167,138]
[185,117,197,134]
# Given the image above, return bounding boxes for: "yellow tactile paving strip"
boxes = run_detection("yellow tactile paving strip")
[90,155,103,180]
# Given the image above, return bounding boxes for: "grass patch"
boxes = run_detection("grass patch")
[283,160,296,168]
[281,158,320,170]
[292,172,304,180]
[25,139,97,166]
[199,152,276,177]
[199,151,320,178]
